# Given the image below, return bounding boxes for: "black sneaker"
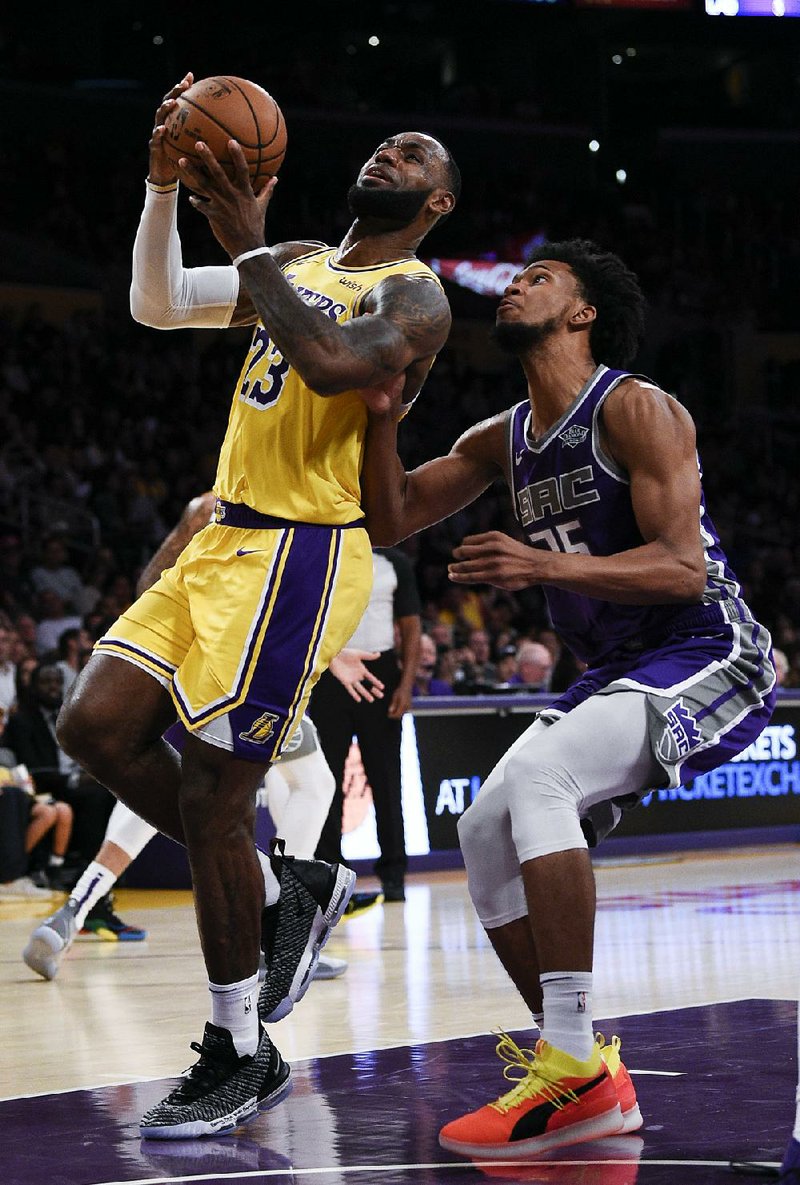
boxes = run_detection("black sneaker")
[258,838,355,1023]
[139,1023,291,1140]
[343,890,384,919]
[82,892,147,942]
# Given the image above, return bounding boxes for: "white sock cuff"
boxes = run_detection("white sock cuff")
[540,971,594,989]
[209,972,260,995]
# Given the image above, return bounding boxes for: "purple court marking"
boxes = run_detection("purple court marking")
[597,879,800,911]
[1,1000,794,1185]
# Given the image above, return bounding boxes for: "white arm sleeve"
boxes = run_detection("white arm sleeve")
[130,182,240,329]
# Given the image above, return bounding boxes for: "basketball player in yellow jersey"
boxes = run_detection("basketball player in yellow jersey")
[57,73,459,1138]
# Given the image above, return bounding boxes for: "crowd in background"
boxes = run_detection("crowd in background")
[0,288,798,733]
[2,5,800,752]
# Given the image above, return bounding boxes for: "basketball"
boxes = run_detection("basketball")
[162,75,287,187]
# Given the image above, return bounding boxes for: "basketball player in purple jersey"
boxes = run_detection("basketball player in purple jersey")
[362,239,777,1159]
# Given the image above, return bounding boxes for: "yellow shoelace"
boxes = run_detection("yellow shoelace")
[489,1031,581,1115]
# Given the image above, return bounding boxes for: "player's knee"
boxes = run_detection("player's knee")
[56,691,128,777]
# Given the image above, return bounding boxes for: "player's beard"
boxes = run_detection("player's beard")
[347,182,433,226]
[492,315,562,355]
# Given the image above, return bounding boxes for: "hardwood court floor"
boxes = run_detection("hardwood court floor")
[0,844,798,1184]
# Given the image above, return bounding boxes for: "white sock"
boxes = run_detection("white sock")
[540,971,595,1063]
[256,846,281,906]
[68,862,117,929]
[48,854,64,867]
[532,1011,545,1032]
[209,972,260,1056]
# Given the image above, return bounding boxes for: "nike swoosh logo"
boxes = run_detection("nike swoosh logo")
[515,449,526,464]
[236,548,263,557]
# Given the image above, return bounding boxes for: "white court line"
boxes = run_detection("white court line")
[89,1159,782,1185]
[3,993,791,1101]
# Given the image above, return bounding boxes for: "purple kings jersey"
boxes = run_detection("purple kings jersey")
[507,365,751,665]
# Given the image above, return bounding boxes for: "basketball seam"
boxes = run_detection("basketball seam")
[223,77,282,174]
[174,79,281,169]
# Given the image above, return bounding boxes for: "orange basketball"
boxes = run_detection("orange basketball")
[162,75,287,187]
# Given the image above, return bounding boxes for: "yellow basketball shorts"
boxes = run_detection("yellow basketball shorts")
[96,509,372,763]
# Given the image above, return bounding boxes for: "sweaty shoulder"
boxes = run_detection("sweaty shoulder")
[601,377,696,466]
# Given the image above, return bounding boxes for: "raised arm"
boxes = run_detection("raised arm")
[129,74,323,332]
[175,142,452,395]
[449,380,707,603]
[361,404,506,545]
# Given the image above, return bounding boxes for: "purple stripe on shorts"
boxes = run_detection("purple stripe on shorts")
[229,527,342,760]
[97,638,176,677]
[173,529,293,726]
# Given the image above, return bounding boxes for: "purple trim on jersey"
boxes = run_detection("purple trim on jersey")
[507,365,747,665]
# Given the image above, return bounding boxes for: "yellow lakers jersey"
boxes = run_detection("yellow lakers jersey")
[215,247,442,525]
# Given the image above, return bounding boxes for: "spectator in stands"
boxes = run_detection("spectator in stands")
[516,641,554,690]
[12,613,38,662]
[494,644,520,686]
[55,626,94,696]
[0,618,17,731]
[773,647,789,687]
[4,663,114,866]
[414,633,454,696]
[30,535,85,614]
[0,780,57,900]
[33,590,82,657]
[468,628,497,686]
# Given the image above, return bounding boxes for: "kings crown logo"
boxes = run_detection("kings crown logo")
[239,711,280,745]
[664,698,703,758]
[558,425,589,448]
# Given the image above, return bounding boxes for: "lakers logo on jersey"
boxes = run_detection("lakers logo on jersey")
[239,711,280,744]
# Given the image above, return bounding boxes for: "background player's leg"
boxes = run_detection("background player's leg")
[268,747,335,861]
[23,795,162,981]
[58,654,185,843]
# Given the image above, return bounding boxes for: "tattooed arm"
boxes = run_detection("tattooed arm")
[234,264,451,398]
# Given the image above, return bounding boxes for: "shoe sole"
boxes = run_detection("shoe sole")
[439,1102,625,1158]
[620,1103,643,1133]
[261,865,356,1023]
[140,1065,292,1140]
[312,959,348,980]
[22,927,67,981]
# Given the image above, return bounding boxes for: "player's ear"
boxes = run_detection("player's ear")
[429,188,455,218]
[571,303,596,327]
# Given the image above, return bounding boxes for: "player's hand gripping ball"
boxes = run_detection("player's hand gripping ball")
[162,75,286,188]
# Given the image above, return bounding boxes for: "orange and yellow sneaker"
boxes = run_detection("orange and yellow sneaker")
[597,1034,643,1133]
[439,1032,624,1159]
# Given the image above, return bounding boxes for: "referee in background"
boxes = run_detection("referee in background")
[311,548,422,902]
